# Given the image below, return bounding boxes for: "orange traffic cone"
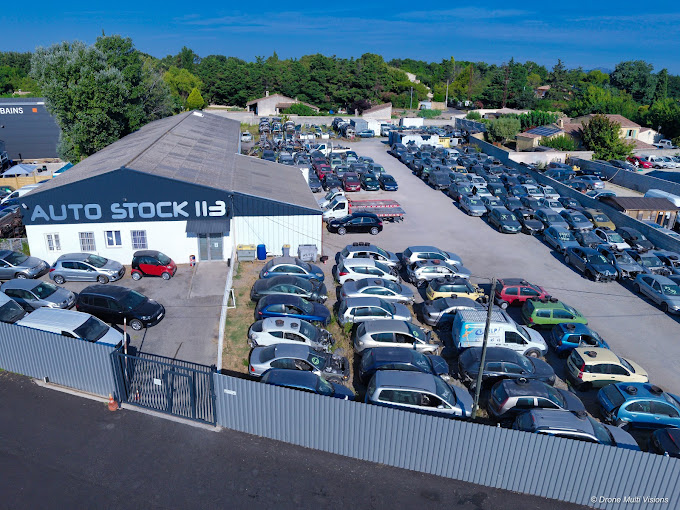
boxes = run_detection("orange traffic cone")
[108,393,119,412]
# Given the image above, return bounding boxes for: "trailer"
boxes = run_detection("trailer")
[322,196,405,222]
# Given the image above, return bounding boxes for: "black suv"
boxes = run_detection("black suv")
[75,285,165,331]
[327,213,383,236]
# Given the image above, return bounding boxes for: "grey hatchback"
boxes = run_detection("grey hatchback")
[0,250,50,280]
[1,279,76,311]
[49,253,125,284]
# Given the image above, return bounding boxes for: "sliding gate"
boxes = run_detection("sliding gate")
[113,350,216,425]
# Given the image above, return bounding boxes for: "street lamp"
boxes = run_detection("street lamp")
[471,277,497,419]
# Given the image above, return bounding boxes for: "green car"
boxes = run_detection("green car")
[521,298,588,328]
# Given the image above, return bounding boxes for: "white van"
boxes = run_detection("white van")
[17,308,125,347]
[644,189,680,208]
[451,309,548,357]
[1,184,42,206]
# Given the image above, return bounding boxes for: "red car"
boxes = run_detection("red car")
[131,250,177,280]
[314,164,333,180]
[627,156,652,169]
[494,278,549,308]
[342,173,361,192]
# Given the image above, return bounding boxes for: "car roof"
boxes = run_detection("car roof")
[270,256,302,266]
[499,278,534,287]
[461,346,521,363]
[261,317,312,331]
[548,226,570,233]
[373,370,439,393]
[262,369,319,387]
[133,250,162,257]
[271,343,314,358]
[431,277,469,286]
[640,274,676,285]
[613,382,674,401]
[367,346,418,364]
[259,294,307,305]
[1,279,43,290]
[254,275,307,287]
[554,323,591,335]
[360,319,413,334]
[529,299,567,310]
[56,253,94,261]
[17,307,93,328]
[342,258,379,268]
[574,246,598,256]
[413,260,454,268]
[345,244,381,253]
[500,378,554,398]
[406,246,442,253]
[80,284,134,298]
[574,347,619,364]
[429,296,481,308]
[527,409,590,431]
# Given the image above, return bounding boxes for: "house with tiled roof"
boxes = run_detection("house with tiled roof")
[572,114,641,141]
[516,124,564,151]
[360,102,392,120]
[246,92,320,116]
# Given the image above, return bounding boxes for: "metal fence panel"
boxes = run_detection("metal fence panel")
[213,373,680,509]
[0,322,117,397]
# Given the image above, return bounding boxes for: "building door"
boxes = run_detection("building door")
[198,234,224,261]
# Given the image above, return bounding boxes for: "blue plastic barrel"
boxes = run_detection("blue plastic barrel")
[257,244,267,260]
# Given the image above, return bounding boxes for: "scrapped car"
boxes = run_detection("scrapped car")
[0,250,50,280]
[494,278,549,309]
[130,250,177,281]
[249,343,350,381]
[353,319,438,354]
[653,250,680,275]
[596,245,644,279]
[248,317,334,350]
[564,246,617,281]
[633,273,680,314]
[260,369,355,400]
[337,297,411,326]
[1,279,76,311]
[421,296,484,326]
[574,230,604,249]
[566,347,648,391]
[425,277,484,301]
[487,207,521,233]
[521,298,587,328]
[335,258,398,285]
[338,243,400,269]
[514,208,545,235]
[250,275,327,303]
[365,371,473,418]
[359,347,451,383]
[401,246,462,267]
[534,208,571,230]
[582,209,616,230]
[549,323,610,357]
[260,256,324,282]
[254,294,331,325]
[626,249,671,276]
[543,226,580,253]
[339,278,414,304]
[617,227,654,252]
[536,198,565,213]
[593,228,630,251]
[406,260,471,287]
[598,383,680,430]
[560,210,593,232]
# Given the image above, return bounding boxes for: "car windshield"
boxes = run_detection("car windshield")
[383,176,396,183]
[587,254,609,265]
[431,299,452,311]
[295,259,312,271]
[5,252,28,265]
[120,290,147,310]
[315,376,335,396]
[640,255,662,267]
[364,176,377,183]
[306,351,328,368]
[434,377,456,407]
[468,199,482,206]
[156,253,171,265]
[589,417,614,446]
[499,213,517,221]
[375,261,391,274]
[546,214,561,222]
[545,386,566,407]
[662,284,680,295]
[33,282,58,299]
[406,323,424,341]
[84,254,108,268]
[571,215,588,223]
[297,320,316,341]
[617,356,635,373]
[601,384,626,407]
[0,300,25,322]
[298,298,313,314]
[74,316,110,342]
[607,233,625,243]
[614,251,635,263]
[383,280,400,292]
[563,304,580,316]
[346,177,359,183]
[558,231,575,241]
[378,299,395,314]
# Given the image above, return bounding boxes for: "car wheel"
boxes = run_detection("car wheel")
[633,283,641,294]
[498,300,509,310]
[525,349,540,358]
[369,227,380,235]
[129,319,144,331]
[131,271,142,281]
[337,227,347,235]
[662,302,670,313]
[97,275,109,284]
[161,272,171,280]
[53,275,66,285]
[15,273,27,279]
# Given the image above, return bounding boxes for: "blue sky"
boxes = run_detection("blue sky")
[4,2,680,73]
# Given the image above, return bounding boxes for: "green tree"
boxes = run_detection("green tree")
[580,114,634,159]
[610,60,657,104]
[487,117,521,144]
[282,103,319,116]
[644,98,680,140]
[547,59,569,101]
[163,66,202,101]
[466,111,481,120]
[540,135,577,151]
[186,87,205,110]
[526,73,542,89]
[654,69,669,102]
[566,85,639,120]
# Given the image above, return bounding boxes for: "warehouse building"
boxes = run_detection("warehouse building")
[0,97,60,159]
[20,111,322,265]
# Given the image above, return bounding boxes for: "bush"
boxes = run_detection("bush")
[466,111,482,120]
[540,135,577,151]
[487,117,521,144]
[418,109,441,119]
[282,103,319,116]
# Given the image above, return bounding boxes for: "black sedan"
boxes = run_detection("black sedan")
[75,285,165,331]
[322,175,342,191]
[327,213,383,236]
[514,208,544,235]
[574,230,603,248]
[379,174,398,191]
[250,275,328,303]
[564,246,617,282]
[358,347,451,384]
[616,227,654,252]
[360,173,380,191]
[457,346,556,390]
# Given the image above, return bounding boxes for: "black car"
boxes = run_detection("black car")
[250,275,327,303]
[558,197,580,209]
[574,230,603,248]
[308,176,322,193]
[327,213,383,236]
[487,182,507,197]
[262,150,276,162]
[457,346,556,390]
[519,196,541,210]
[75,285,165,331]
[360,173,380,191]
[564,246,617,281]
[321,174,342,191]
[358,347,450,384]
[502,196,523,212]
[649,428,680,458]
[616,227,654,252]
[514,208,544,235]
[379,174,398,191]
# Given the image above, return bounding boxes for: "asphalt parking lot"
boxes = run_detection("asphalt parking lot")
[319,138,680,404]
[33,262,227,366]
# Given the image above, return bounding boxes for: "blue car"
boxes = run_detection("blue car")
[379,174,398,191]
[549,323,610,357]
[543,226,580,254]
[358,347,451,384]
[260,369,355,400]
[598,383,680,430]
[254,294,331,326]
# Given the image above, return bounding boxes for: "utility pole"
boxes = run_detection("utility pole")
[445,80,450,109]
[502,65,510,109]
[409,87,413,110]
[471,277,497,420]
[467,64,473,104]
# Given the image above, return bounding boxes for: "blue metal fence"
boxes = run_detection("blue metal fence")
[213,373,680,510]
[0,321,118,397]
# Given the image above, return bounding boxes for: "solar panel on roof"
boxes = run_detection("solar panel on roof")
[526,125,562,137]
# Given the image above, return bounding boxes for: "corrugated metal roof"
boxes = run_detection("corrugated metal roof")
[604,197,679,211]
[185,218,230,234]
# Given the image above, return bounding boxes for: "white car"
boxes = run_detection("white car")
[337,244,400,269]
[536,198,565,213]
[537,185,560,199]
[401,246,463,267]
[247,317,334,351]
[334,258,399,285]
[240,132,253,142]
[593,228,630,251]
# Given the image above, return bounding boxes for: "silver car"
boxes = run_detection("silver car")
[633,274,680,314]
[406,260,471,287]
[337,297,411,326]
[0,250,50,280]
[1,279,76,311]
[248,343,350,382]
[354,319,440,354]
[459,195,486,216]
[50,253,125,284]
[339,278,414,304]
[421,296,485,326]
[596,245,645,280]
[401,246,463,267]
[247,317,334,351]
[335,258,399,285]
[337,243,401,269]
[365,370,473,418]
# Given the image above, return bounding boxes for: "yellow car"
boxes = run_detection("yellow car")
[582,209,616,230]
[425,277,485,301]
[566,347,648,391]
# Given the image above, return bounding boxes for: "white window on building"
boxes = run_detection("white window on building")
[105,230,122,247]
[45,233,61,252]
[131,230,148,250]
[79,232,96,252]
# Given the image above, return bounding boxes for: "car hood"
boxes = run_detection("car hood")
[97,327,125,347]
[663,294,680,307]
[330,382,355,400]
[559,389,586,413]
[24,256,46,269]
[617,262,644,273]
[453,386,474,417]
[133,299,163,316]
[427,355,450,377]
[453,265,472,279]
[392,303,412,320]
[589,263,617,275]
[529,357,555,379]
[50,287,75,304]
[605,425,641,450]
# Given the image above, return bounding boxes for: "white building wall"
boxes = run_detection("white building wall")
[233,215,322,257]
[26,220,233,266]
